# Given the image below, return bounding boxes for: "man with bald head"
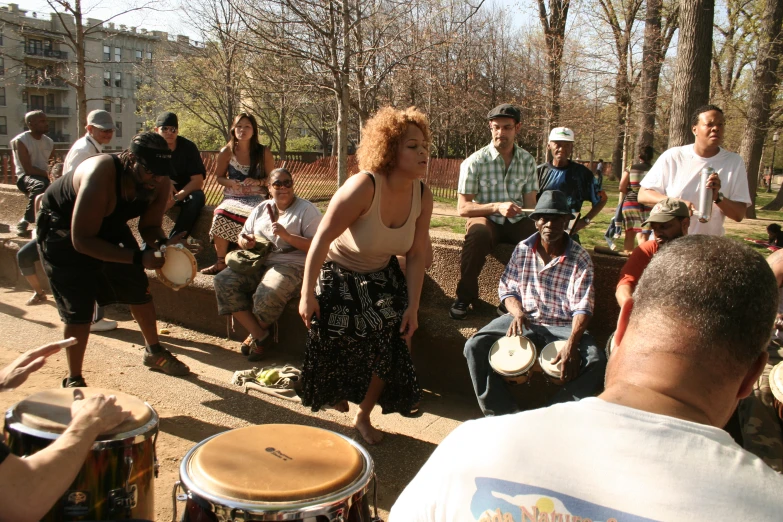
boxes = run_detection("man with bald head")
[12,110,54,236]
[391,235,782,520]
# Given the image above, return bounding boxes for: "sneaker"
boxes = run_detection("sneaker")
[449,300,470,320]
[90,319,118,332]
[247,343,265,362]
[61,376,87,388]
[15,220,29,236]
[240,330,269,356]
[143,348,190,377]
[25,292,47,306]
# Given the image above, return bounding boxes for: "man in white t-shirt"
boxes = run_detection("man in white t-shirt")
[639,104,751,235]
[390,235,783,521]
[62,110,114,177]
[12,110,54,236]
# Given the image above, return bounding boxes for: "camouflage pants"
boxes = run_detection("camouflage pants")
[738,341,783,473]
[213,264,303,325]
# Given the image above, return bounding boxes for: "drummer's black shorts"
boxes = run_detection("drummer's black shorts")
[39,226,152,325]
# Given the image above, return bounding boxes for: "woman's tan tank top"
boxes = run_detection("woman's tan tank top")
[326,172,422,273]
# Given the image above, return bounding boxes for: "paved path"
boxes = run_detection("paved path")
[0,286,481,520]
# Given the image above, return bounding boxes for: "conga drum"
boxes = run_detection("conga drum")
[538,341,566,385]
[156,244,197,291]
[488,336,537,384]
[4,388,159,521]
[769,361,783,421]
[174,424,379,521]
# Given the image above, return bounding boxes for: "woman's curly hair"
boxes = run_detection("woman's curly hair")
[356,106,431,176]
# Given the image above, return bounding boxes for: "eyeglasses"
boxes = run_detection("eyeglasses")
[159,126,178,133]
[271,179,293,188]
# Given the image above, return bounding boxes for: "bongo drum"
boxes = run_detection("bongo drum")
[538,341,566,385]
[4,388,159,521]
[156,244,197,291]
[173,424,379,522]
[769,361,783,421]
[488,336,537,384]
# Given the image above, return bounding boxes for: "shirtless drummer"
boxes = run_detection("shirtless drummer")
[38,132,191,387]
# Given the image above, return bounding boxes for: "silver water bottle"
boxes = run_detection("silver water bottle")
[698,167,715,223]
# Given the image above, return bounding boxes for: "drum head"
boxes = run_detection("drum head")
[539,341,566,378]
[187,425,364,502]
[11,388,152,438]
[156,245,197,290]
[770,361,783,405]
[489,336,536,376]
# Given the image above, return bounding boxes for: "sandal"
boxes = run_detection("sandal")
[200,257,226,275]
[25,291,47,306]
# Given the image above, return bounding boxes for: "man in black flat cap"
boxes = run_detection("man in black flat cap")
[154,111,207,238]
[451,103,539,320]
[463,190,605,416]
[37,132,192,388]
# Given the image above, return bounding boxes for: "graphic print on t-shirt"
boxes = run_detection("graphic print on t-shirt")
[470,478,657,522]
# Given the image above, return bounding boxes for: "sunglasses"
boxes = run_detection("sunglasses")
[271,179,293,188]
[159,126,178,133]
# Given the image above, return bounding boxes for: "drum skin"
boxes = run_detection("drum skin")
[157,244,197,291]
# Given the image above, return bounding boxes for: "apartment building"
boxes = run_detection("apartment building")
[0,2,177,149]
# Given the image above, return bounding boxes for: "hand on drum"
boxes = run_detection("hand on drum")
[299,292,320,329]
[552,340,580,382]
[0,338,75,391]
[70,389,131,434]
[505,311,530,337]
[141,249,166,269]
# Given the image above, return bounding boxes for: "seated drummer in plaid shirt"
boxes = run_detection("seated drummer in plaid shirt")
[463,190,607,416]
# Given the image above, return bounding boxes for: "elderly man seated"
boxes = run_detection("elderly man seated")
[615,197,690,308]
[463,190,606,416]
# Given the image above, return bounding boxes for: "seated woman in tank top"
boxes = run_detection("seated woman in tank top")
[201,113,274,275]
[298,107,434,445]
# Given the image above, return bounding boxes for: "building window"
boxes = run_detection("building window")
[146,50,152,60]
[0,87,5,106]
[115,97,122,113]
[103,70,111,86]
[0,33,4,46]
[0,116,7,135]
[114,72,121,88]
[114,47,121,62]
[103,45,110,61]
[104,98,111,112]
[116,121,122,138]
[136,121,143,133]
[135,49,142,62]
[0,57,4,75]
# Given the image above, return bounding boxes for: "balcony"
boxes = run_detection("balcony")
[46,133,70,143]
[24,48,69,60]
[44,106,70,117]
[24,76,69,90]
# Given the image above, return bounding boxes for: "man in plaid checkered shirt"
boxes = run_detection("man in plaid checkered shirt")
[463,190,606,416]
[451,104,539,320]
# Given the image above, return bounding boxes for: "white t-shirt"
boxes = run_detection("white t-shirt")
[241,197,322,267]
[390,398,783,522]
[63,134,103,177]
[640,144,751,235]
[11,131,54,177]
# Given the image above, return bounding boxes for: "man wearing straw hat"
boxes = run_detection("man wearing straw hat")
[463,190,605,417]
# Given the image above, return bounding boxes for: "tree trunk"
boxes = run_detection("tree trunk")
[278,105,287,161]
[752,0,783,212]
[611,69,629,181]
[537,0,570,126]
[336,0,351,187]
[74,0,87,131]
[668,0,714,147]
[636,0,662,154]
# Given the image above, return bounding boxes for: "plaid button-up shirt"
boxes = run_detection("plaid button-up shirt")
[499,233,594,327]
[458,142,538,224]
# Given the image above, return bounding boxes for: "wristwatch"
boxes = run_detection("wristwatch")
[172,193,179,202]
[715,192,724,204]
[583,217,592,225]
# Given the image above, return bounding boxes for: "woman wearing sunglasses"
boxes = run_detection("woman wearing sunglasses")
[202,113,275,275]
[213,168,322,360]
[299,107,434,445]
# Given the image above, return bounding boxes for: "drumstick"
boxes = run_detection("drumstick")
[265,204,277,223]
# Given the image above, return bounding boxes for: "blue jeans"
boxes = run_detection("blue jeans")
[464,314,606,416]
[170,189,205,238]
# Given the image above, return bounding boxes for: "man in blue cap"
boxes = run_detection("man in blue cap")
[463,190,605,416]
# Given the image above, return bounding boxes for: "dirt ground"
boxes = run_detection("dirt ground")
[0,287,479,521]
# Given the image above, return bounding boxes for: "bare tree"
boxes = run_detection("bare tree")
[536,0,571,126]
[668,0,715,147]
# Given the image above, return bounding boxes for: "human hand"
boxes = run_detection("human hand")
[167,231,202,254]
[679,199,696,216]
[299,292,320,329]
[495,202,522,218]
[552,340,581,382]
[165,185,177,211]
[142,249,165,269]
[271,222,289,239]
[400,307,419,342]
[239,233,256,250]
[70,390,131,435]
[0,338,74,391]
[707,173,722,201]
[505,311,530,337]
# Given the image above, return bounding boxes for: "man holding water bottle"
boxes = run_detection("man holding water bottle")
[638,104,751,236]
